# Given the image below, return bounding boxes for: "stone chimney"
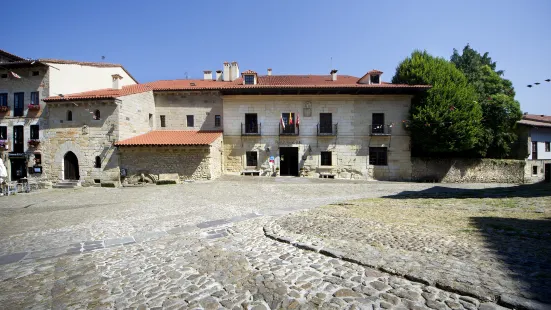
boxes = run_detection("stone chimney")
[203,70,212,81]
[230,62,240,81]
[223,62,231,82]
[112,74,123,90]
[267,68,272,76]
[330,69,338,81]
[215,70,223,81]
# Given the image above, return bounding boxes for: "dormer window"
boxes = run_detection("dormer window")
[370,74,380,84]
[244,75,255,85]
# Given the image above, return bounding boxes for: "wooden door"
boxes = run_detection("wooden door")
[64,152,80,180]
[532,142,538,160]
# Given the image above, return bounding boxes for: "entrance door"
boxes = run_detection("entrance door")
[10,158,27,181]
[545,164,551,183]
[64,151,80,180]
[13,125,24,153]
[279,147,299,176]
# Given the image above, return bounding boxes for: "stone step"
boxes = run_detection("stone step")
[53,181,81,189]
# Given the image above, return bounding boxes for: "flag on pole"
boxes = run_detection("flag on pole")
[280,115,286,130]
[10,71,21,79]
[289,113,293,125]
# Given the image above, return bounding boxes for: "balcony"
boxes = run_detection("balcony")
[28,104,41,111]
[279,123,299,136]
[28,139,40,147]
[317,123,338,136]
[369,124,392,136]
[241,122,261,136]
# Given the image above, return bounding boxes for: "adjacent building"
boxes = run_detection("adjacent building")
[0,49,137,183]
[517,113,551,183]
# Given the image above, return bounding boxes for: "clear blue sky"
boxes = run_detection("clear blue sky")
[4,0,551,114]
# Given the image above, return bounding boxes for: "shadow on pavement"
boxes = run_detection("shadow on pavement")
[470,216,551,304]
[382,182,551,199]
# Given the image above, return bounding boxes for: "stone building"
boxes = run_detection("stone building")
[39,60,429,185]
[0,49,137,184]
[517,113,551,183]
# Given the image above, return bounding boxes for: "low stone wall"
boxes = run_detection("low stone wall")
[412,158,526,183]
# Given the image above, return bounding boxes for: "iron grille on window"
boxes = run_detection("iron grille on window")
[321,151,332,166]
[246,151,258,167]
[369,147,388,166]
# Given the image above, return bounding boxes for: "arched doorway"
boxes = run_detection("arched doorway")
[64,151,80,180]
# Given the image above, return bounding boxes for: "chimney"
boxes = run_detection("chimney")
[231,61,239,81]
[330,69,338,81]
[203,70,212,81]
[223,62,231,82]
[267,68,272,76]
[215,70,223,81]
[112,74,123,90]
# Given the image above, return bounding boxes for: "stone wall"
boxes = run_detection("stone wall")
[118,91,155,140]
[42,100,121,185]
[209,135,223,180]
[524,159,551,183]
[119,145,217,183]
[154,91,223,131]
[411,158,526,183]
[222,95,413,180]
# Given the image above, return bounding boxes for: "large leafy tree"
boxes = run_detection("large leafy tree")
[392,50,483,156]
[451,45,522,158]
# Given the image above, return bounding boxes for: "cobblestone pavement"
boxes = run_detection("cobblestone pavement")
[269,186,551,310]
[0,177,518,309]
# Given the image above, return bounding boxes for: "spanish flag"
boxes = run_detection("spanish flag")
[289,113,293,125]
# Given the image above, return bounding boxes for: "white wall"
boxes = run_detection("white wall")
[47,63,137,96]
[529,127,551,160]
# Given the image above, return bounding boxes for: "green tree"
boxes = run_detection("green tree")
[451,45,521,158]
[392,50,483,156]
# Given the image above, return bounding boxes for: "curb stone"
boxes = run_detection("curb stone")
[263,221,550,310]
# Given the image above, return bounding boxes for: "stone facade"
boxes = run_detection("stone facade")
[42,100,121,186]
[118,91,155,140]
[119,135,223,183]
[154,91,223,131]
[411,158,526,183]
[222,95,412,180]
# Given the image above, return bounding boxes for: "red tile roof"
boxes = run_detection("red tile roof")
[242,70,257,74]
[368,69,383,74]
[147,75,429,91]
[0,49,26,61]
[44,84,153,102]
[518,114,551,128]
[115,130,222,146]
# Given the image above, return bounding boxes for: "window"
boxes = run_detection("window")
[95,156,101,168]
[321,151,332,166]
[34,153,41,166]
[532,141,538,159]
[546,142,550,152]
[0,126,6,139]
[67,110,73,121]
[187,115,194,127]
[0,93,7,106]
[30,124,39,139]
[319,113,333,134]
[244,75,255,85]
[533,166,538,175]
[32,71,39,76]
[281,112,296,134]
[246,151,258,167]
[160,115,166,127]
[93,109,100,120]
[372,113,385,133]
[215,115,221,127]
[245,113,258,133]
[13,125,24,153]
[14,92,24,116]
[369,147,388,166]
[370,74,380,84]
[31,91,39,105]
[148,113,153,127]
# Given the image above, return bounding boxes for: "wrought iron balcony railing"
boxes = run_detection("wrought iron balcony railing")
[317,123,338,136]
[279,123,299,136]
[369,124,392,136]
[241,122,261,136]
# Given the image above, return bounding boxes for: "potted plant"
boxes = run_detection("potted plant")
[28,104,40,111]
[0,106,8,112]
[28,139,40,147]
[0,140,7,149]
